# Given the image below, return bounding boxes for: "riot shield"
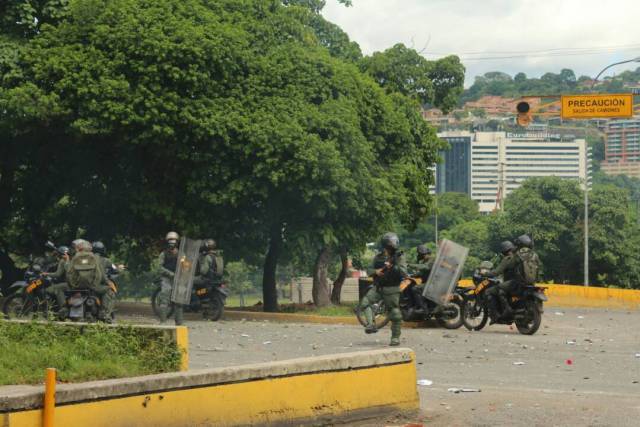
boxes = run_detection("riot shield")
[171,237,202,305]
[422,239,469,305]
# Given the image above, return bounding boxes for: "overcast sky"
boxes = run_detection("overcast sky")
[322,0,640,86]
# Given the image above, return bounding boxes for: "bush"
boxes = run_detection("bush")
[0,321,181,385]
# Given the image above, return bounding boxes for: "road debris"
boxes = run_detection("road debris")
[447,388,481,393]
[513,361,526,366]
[417,379,433,386]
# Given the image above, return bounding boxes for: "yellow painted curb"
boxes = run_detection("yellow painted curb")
[2,349,418,427]
[175,326,189,371]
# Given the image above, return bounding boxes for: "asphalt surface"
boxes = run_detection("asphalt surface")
[123,307,640,427]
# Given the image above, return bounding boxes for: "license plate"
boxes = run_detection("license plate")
[69,305,84,318]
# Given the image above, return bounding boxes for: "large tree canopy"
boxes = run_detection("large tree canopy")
[0,0,452,309]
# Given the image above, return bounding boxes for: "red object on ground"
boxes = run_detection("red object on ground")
[566,359,573,365]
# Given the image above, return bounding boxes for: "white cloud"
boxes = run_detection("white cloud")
[322,0,640,86]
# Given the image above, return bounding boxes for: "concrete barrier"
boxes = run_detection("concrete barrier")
[292,277,640,309]
[0,348,418,427]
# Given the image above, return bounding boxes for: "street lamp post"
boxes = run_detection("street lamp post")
[583,57,639,285]
[590,57,640,89]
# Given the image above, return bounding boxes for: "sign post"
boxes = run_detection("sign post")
[561,93,633,119]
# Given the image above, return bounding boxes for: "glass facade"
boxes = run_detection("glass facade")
[437,136,471,194]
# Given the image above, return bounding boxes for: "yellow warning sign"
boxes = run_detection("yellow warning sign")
[561,93,633,119]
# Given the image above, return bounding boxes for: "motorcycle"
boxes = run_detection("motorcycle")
[3,266,118,322]
[399,276,465,329]
[461,273,547,335]
[355,276,465,329]
[2,267,55,319]
[151,279,229,321]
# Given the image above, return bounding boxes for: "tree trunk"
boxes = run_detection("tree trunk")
[331,249,349,305]
[0,246,22,291]
[262,223,282,312]
[312,246,332,307]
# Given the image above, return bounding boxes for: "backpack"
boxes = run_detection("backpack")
[213,252,224,277]
[68,252,104,289]
[516,248,540,285]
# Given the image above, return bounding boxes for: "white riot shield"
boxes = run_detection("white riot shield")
[422,239,469,305]
[171,237,202,305]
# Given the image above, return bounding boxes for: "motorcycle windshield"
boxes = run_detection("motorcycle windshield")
[170,237,202,305]
[422,239,469,305]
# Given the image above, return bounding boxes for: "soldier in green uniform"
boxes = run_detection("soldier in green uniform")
[91,241,117,323]
[44,245,71,318]
[406,244,434,315]
[487,234,539,323]
[358,232,407,346]
[156,231,182,325]
[194,239,224,319]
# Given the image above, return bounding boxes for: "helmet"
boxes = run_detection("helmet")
[479,260,494,270]
[500,240,516,255]
[381,232,400,251]
[204,239,216,250]
[71,239,83,249]
[58,246,70,256]
[166,231,180,241]
[75,239,92,252]
[417,244,431,256]
[166,231,179,248]
[515,234,533,248]
[92,241,106,255]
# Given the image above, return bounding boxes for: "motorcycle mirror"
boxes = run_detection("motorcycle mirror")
[45,241,56,250]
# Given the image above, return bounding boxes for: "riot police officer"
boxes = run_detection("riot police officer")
[194,239,224,319]
[156,231,183,325]
[358,232,407,346]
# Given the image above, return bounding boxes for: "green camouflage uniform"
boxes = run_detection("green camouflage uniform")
[486,252,522,318]
[94,254,117,321]
[156,249,182,325]
[407,254,434,310]
[359,250,408,343]
[46,258,70,311]
[194,250,224,318]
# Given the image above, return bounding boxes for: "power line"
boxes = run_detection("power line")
[460,48,640,62]
[424,42,640,56]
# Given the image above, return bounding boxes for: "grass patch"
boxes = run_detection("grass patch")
[0,321,181,386]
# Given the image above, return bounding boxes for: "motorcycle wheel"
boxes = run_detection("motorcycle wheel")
[209,295,225,321]
[355,301,391,329]
[515,300,542,335]
[3,294,33,319]
[151,287,174,320]
[437,301,464,329]
[462,298,488,331]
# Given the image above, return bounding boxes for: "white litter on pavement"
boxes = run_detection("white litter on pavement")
[448,388,481,393]
[555,312,565,316]
[417,379,433,386]
[513,361,526,366]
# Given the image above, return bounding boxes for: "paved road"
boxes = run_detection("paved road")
[125,308,640,426]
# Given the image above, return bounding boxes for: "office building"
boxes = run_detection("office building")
[601,118,640,178]
[438,131,590,213]
[436,134,472,194]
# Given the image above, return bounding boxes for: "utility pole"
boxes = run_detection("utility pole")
[584,178,589,287]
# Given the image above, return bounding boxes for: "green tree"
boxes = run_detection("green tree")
[360,44,464,113]
[0,0,447,312]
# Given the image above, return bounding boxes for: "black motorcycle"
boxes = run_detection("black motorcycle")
[2,267,54,319]
[461,274,547,335]
[151,279,229,321]
[399,276,465,329]
[3,266,118,322]
[355,276,464,329]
